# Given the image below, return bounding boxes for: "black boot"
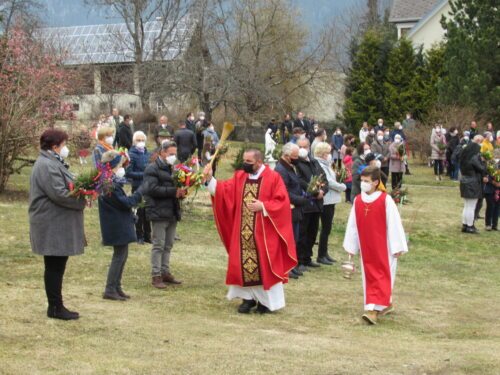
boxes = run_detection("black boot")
[47,305,79,320]
[238,299,257,314]
[256,302,271,314]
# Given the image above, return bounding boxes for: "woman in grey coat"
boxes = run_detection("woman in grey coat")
[29,129,86,320]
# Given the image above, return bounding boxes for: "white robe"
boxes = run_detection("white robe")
[343,191,408,311]
[207,165,285,311]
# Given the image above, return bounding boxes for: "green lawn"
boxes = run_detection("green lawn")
[0,151,499,375]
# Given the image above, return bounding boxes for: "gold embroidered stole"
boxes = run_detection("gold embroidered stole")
[240,179,263,286]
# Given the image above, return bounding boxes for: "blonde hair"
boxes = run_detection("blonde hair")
[314,142,331,157]
[133,131,147,144]
[97,126,114,140]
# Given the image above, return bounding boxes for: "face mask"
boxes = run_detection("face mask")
[489,136,494,142]
[384,132,390,137]
[189,116,195,121]
[290,158,299,166]
[442,129,447,135]
[360,181,373,193]
[395,138,401,143]
[166,155,177,166]
[375,160,382,169]
[464,137,469,142]
[398,126,403,130]
[364,149,371,156]
[336,131,341,135]
[136,141,146,149]
[242,163,255,174]
[453,131,458,136]
[115,167,126,178]
[370,130,375,135]
[209,126,215,132]
[59,146,69,159]
[105,136,114,145]
[377,135,384,142]
[298,148,309,159]
[199,116,205,121]
[326,154,332,163]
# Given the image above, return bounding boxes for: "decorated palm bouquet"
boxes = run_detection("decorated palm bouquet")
[68,163,114,203]
[306,174,325,196]
[390,187,409,205]
[437,141,447,152]
[397,143,406,161]
[334,166,348,183]
[482,151,500,182]
[173,156,204,194]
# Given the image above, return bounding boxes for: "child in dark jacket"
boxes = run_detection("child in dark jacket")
[99,151,143,301]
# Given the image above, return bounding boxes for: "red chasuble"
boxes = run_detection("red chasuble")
[212,166,297,290]
[354,192,391,307]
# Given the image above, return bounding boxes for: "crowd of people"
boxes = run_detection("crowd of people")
[27,107,498,324]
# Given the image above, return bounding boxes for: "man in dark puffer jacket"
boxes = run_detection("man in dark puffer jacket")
[143,141,186,288]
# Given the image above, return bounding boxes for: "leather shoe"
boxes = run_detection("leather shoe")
[47,305,79,320]
[117,289,131,299]
[305,261,321,268]
[465,226,479,234]
[238,299,257,314]
[317,257,333,265]
[103,292,126,301]
[162,273,182,284]
[297,264,309,273]
[325,254,337,263]
[293,266,303,276]
[256,303,271,314]
[288,271,298,279]
[152,276,167,289]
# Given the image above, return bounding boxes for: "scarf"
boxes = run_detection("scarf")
[99,140,115,152]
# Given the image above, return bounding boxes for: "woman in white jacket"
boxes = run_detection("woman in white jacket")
[314,142,347,264]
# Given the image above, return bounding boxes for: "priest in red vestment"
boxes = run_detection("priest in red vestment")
[203,149,297,314]
[343,166,408,325]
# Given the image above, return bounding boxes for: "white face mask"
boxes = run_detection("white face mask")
[395,138,402,143]
[375,160,382,169]
[166,155,177,166]
[199,116,205,121]
[488,136,494,142]
[59,146,69,159]
[136,141,146,149]
[105,136,114,145]
[360,181,373,193]
[364,149,371,156]
[326,154,332,163]
[377,135,384,141]
[298,148,309,159]
[370,130,375,135]
[115,167,126,178]
[464,136,469,142]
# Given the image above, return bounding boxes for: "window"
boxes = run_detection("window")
[156,101,164,111]
[129,102,137,110]
[72,103,80,111]
[99,102,108,111]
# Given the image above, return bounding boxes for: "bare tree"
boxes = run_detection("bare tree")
[0,0,43,35]
[84,0,194,112]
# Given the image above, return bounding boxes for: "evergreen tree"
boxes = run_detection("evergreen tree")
[383,38,418,125]
[440,0,499,117]
[415,44,445,120]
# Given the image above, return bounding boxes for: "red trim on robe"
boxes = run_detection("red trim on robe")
[354,193,392,307]
[212,166,298,290]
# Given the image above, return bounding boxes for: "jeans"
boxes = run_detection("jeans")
[345,182,352,203]
[462,198,478,226]
[297,212,320,265]
[485,193,499,228]
[450,162,459,180]
[151,220,177,276]
[105,245,129,294]
[44,256,69,307]
[318,204,335,259]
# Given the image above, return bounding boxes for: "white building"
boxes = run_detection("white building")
[389,0,451,50]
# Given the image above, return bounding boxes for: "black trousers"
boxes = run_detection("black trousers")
[132,187,151,241]
[433,160,444,176]
[297,212,320,265]
[484,194,498,228]
[391,172,403,190]
[44,256,68,307]
[318,204,335,258]
[475,198,483,219]
[381,166,389,186]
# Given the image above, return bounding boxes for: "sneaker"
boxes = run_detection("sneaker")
[362,310,378,325]
[485,226,492,231]
[380,304,394,316]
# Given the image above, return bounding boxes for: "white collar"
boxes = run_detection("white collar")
[249,164,266,180]
[360,190,382,203]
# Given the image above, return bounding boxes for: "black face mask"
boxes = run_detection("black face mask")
[290,158,299,166]
[242,163,255,174]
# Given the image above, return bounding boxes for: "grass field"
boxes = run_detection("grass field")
[0,147,499,375]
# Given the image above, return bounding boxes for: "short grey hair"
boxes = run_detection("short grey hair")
[281,142,299,157]
[161,140,177,150]
[133,131,147,144]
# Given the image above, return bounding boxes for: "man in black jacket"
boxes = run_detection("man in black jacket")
[174,121,197,162]
[281,114,293,143]
[153,115,175,147]
[115,114,133,150]
[275,143,309,279]
[143,141,186,289]
[295,138,327,270]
